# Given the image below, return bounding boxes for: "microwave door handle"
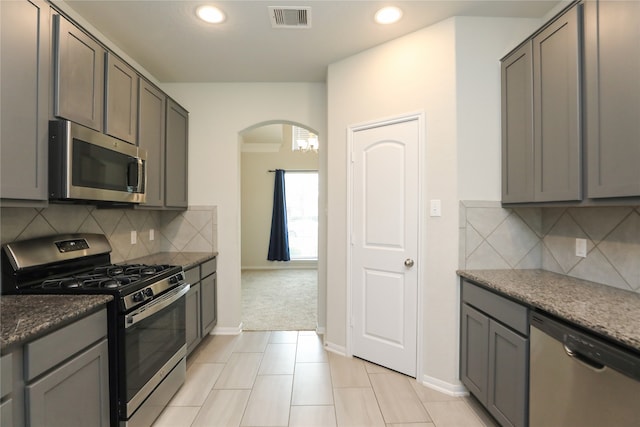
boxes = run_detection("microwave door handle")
[125,283,190,328]
[127,158,143,191]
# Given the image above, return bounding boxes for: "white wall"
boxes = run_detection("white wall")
[161,83,327,332]
[456,17,541,201]
[326,16,542,391]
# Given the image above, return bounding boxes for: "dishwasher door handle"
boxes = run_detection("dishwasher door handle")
[564,345,606,372]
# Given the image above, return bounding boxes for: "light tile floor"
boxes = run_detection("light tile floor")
[153,331,498,427]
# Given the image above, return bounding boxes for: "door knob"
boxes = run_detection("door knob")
[404,258,414,267]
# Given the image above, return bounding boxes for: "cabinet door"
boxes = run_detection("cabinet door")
[201,272,217,336]
[26,339,110,427]
[532,5,582,202]
[186,282,202,355]
[584,0,640,198]
[460,304,489,405]
[138,79,166,207]
[105,53,138,144]
[487,320,528,427]
[165,99,189,208]
[501,42,534,203]
[53,14,104,132]
[0,0,50,202]
[1,353,13,427]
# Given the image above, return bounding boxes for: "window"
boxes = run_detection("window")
[285,172,318,260]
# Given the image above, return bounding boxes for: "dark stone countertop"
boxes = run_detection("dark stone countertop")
[126,252,217,271]
[458,269,640,353]
[1,294,113,352]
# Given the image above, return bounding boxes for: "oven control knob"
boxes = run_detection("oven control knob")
[144,288,154,298]
[170,274,182,284]
[132,292,144,302]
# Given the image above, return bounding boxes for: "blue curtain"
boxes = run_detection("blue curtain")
[267,169,290,261]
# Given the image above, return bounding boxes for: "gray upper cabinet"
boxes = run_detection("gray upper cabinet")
[105,53,139,144]
[501,42,534,203]
[502,3,582,204]
[138,79,166,207]
[53,14,105,132]
[584,0,640,198]
[532,4,582,202]
[0,0,50,203]
[165,99,189,208]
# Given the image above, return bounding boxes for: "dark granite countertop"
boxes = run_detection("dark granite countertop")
[458,269,640,353]
[126,251,217,271]
[1,294,112,352]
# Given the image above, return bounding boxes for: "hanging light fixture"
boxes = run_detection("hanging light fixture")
[292,126,319,153]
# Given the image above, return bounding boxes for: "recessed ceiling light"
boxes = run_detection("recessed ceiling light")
[196,5,226,24]
[375,6,403,25]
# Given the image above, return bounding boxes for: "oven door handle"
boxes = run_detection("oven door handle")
[125,283,190,328]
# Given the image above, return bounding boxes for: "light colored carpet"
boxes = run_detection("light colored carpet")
[241,269,317,331]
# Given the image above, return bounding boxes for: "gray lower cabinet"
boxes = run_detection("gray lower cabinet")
[584,0,640,198]
[26,339,109,427]
[165,99,189,208]
[105,52,138,144]
[186,281,202,354]
[53,13,105,132]
[1,353,14,426]
[138,79,167,207]
[0,0,50,204]
[185,257,217,356]
[1,308,109,427]
[201,271,217,336]
[460,280,529,427]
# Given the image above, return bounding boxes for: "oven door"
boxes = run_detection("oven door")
[120,283,189,419]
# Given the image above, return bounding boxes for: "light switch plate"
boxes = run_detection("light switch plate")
[149,229,155,241]
[575,238,587,257]
[430,199,442,217]
[131,230,137,245]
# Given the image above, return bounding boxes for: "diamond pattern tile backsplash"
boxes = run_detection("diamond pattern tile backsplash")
[1,205,217,264]
[460,201,640,293]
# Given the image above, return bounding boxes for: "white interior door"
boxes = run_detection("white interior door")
[351,118,419,377]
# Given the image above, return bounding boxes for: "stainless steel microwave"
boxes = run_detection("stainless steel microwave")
[49,120,147,204]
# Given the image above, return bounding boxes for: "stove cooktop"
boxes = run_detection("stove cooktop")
[38,264,175,290]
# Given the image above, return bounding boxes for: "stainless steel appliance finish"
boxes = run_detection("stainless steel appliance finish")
[49,119,147,204]
[529,312,640,427]
[1,234,188,427]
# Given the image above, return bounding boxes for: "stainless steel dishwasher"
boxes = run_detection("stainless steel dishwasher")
[529,312,640,427]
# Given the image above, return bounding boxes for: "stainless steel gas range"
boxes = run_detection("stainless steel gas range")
[1,234,189,426]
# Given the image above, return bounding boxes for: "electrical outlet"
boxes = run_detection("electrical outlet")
[575,238,587,257]
[149,229,155,241]
[131,230,137,245]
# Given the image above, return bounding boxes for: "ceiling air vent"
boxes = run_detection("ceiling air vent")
[268,6,311,28]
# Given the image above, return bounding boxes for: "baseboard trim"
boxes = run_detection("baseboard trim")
[421,374,469,397]
[324,341,347,356]
[212,323,243,335]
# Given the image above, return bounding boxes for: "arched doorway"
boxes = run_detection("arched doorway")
[239,121,320,331]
